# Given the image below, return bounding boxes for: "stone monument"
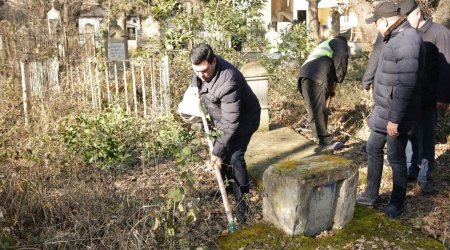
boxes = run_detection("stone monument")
[263,154,358,236]
[240,61,269,132]
[107,20,128,61]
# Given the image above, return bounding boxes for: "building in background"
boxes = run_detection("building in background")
[261,0,364,45]
[78,0,142,52]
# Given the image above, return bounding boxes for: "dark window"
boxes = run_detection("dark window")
[297,10,306,22]
[127,27,136,40]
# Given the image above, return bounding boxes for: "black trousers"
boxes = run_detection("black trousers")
[220,134,253,211]
[300,78,331,145]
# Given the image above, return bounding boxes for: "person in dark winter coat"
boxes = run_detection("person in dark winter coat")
[400,0,450,194]
[189,43,261,222]
[361,33,383,91]
[297,36,349,148]
[356,1,424,218]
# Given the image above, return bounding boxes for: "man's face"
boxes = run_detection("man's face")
[192,58,216,82]
[375,17,389,35]
[407,8,420,29]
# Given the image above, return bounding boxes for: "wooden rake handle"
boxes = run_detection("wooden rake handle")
[200,106,235,233]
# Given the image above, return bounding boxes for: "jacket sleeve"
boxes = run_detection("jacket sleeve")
[388,38,422,123]
[362,33,383,90]
[212,83,241,158]
[330,39,349,83]
[435,28,450,103]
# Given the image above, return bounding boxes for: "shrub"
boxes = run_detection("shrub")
[277,22,315,65]
[61,105,194,170]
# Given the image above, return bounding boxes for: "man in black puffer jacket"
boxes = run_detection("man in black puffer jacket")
[400,0,450,194]
[356,1,424,218]
[190,44,261,223]
[298,36,349,149]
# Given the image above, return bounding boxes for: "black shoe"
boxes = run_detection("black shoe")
[316,141,344,152]
[419,181,435,195]
[384,204,404,218]
[235,201,248,224]
[407,175,417,183]
[236,209,247,224]
[356,194,378,206]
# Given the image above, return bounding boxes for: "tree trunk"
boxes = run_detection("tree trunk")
[308,0,320,44]
[330,10,340,37]
[433,0,450,28]
[348,0,378,44]
[62,0,69,24]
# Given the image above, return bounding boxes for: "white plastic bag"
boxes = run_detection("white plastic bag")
[178,86,203,124]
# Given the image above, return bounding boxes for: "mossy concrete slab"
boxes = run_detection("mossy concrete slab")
[245,126,317,187]
[218,206,447,249]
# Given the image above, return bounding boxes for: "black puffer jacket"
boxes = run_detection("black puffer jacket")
[369,20,423,134]
[417,19,450,105]
[191,56,261,157]
[298,37,349,92]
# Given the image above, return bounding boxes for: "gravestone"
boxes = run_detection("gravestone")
[107,21,128,61]
[263,154,358,236]
[240,61,269,132]
[108,43,127,61]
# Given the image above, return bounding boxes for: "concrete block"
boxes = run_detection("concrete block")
[262,155,357,236]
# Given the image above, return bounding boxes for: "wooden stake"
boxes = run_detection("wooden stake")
[150,58,157,117]
[81,63,88,107]
[114,63,119,98]
[95,65,102,110]
[123,61,129,114]
[20,62,30,126]
[87,59,96,109]
[140,63,147,118]
[161,55,170,114]
[105,66,111,105]
[75,66,80,104]
[69,61,73,95]
[131,63,138,116]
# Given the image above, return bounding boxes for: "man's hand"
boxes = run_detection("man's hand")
[387,121,399,137]
[362,84,371,91]
[329,83,337,98]
[211,155,222,168]
[436,102,449,111]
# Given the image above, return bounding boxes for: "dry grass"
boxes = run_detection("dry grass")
[1,52,449,249]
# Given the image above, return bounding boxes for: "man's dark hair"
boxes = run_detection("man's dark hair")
[189,43,215,65]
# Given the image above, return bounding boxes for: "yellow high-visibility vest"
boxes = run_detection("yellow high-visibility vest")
[302,39,333,66]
